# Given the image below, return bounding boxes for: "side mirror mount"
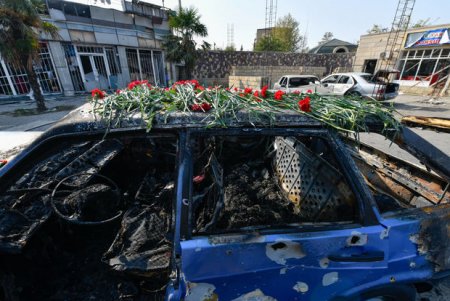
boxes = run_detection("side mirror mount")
[323,83,328,87]
[315,80,321,85]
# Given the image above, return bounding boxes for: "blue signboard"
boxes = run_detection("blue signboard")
[405,28,450,48]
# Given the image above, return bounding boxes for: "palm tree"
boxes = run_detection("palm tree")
[0,0,59,111]
[163,7,210,79]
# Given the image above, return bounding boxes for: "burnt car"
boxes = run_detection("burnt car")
[0,104,449,301]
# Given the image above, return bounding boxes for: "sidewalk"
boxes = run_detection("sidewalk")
[0,94,89,131]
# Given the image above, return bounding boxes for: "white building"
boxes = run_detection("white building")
[0,0,172,99]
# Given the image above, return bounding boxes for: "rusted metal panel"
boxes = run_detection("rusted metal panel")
[345,138,450,207]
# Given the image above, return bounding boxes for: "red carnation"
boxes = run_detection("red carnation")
[244,87,252,94]
[191,104,202,111]
[91,88,105,99]
[306,89,313,94]
[253,90,259,97]
[127,80,139,90]
[274,90,284,101]
[261,85,268,98]
[197,86,205,91]
[292,90,301,95]
[298,96,311,112]
[201,102,212,111]
[234,87,239,91]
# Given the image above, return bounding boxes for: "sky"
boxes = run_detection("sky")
[155,0,450,50]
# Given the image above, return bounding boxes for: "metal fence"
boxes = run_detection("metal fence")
[125,48,166,86]
[0,43,61,98]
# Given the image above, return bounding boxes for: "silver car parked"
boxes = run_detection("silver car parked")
[320,72,399,100]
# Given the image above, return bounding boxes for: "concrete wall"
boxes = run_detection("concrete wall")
[229,76,269,90]
[353,32,391,72]
[193,51,355,87]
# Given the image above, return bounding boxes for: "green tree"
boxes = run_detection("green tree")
[367,24,389,34]
[163,7,210,79]
[254,36,284,51]
[319,32,334,45]
[225,45,236,52]
[254,14,304,52]
[0,0,59,111]
[272,14,302,52]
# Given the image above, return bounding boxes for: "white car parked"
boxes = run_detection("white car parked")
[273,75,320,93]
[272,72,399,100]
[320,72,399,100]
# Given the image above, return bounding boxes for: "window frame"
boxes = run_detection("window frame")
[180,128,380,239]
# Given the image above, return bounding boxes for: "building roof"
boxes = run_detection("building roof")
[309,39,358,54]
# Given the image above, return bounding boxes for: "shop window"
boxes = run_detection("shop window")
[431,49,442,58]
[401,60,420,80]
[415,50,424,58]
[62,2,91,18]
[47,0,62,10]
[442,49,450,58]
[407,51,415,58]
[417,60,436,80]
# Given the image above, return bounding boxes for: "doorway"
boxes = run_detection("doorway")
[79,54,110,91]
[363,59,377,74]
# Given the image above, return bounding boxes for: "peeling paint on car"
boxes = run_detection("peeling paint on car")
[231,289,277,301]
[293,281,309,293]
[322,272,339,286]
[265,240,306,265]
[319,257,330,268]
[209,233,265,245]
[380,227,390,239]
[185,282,218,301]
[346,231,368,246]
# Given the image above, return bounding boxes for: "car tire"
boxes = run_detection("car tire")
[357,284,417,301]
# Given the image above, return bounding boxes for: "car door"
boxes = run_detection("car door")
[333,75,355,95]
[273,77,287,91]
[320,75,340,94]
[177,131,393,301]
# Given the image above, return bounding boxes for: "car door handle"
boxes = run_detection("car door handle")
[328,250,384,262]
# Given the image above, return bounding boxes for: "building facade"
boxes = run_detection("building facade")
[0,0,172,100]
[354,24,450,95]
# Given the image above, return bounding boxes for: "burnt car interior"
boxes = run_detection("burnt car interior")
[0,134,177,300]
[0,130,448,300]
[191,134,358,235]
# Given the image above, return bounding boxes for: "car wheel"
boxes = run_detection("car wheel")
[359,284,417,301]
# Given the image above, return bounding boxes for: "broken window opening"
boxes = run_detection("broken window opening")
[190,135,358,235]
[0,134,177,300]
[344,136,450,214]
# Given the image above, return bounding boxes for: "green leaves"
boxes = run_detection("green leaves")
[91,83,401,138]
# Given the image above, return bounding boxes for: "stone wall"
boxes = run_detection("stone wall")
[231,66,327,87]
[193,51,355,87]
[229,76,269,90]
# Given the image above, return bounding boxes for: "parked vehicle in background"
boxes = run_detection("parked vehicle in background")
[320,72,399,100]
[273,75,320,93]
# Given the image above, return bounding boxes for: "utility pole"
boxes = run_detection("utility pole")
[178,0,182,11]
